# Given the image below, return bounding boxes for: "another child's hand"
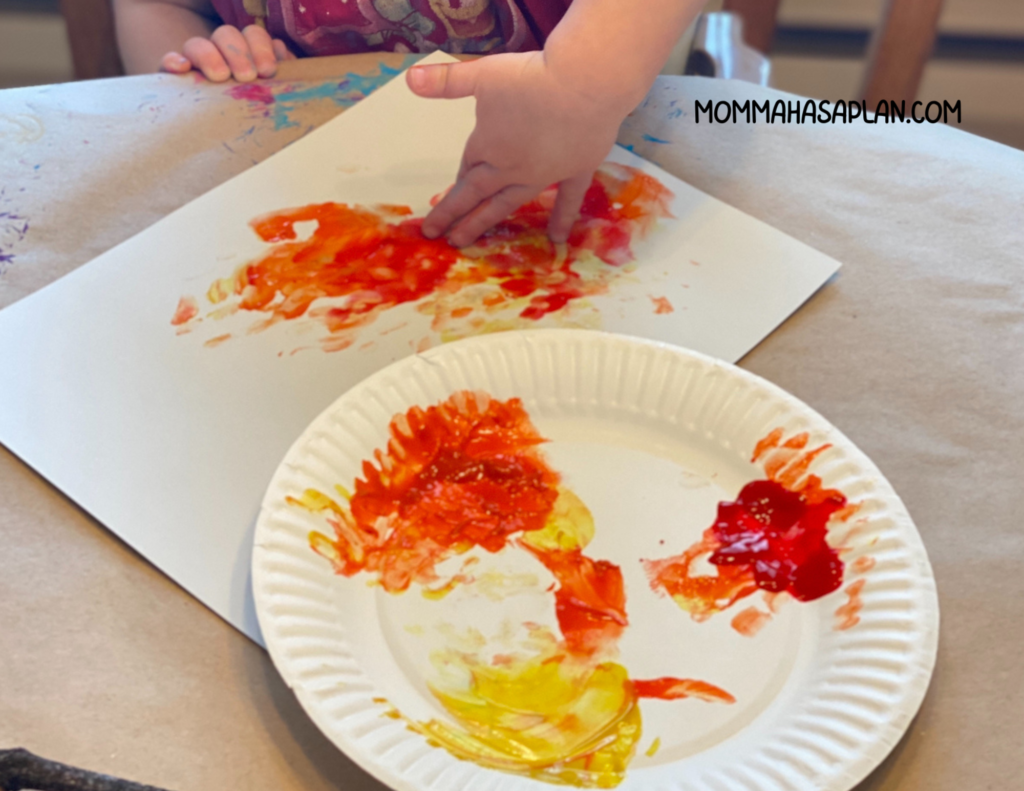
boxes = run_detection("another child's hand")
[160,24,295,82]
[407,52,630,247]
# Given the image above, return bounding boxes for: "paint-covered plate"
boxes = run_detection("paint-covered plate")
[252,329,938,791]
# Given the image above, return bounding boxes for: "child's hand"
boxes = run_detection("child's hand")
[160,24,295,82]
[407,53,630,247]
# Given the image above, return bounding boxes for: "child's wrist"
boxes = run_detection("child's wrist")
[542,34,649,117]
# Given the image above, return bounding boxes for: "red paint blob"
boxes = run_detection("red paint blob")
[709,479,846,601]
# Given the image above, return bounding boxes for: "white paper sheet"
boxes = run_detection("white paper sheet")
[0,52,839,642]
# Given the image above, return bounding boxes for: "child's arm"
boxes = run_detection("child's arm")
[408,0,706,246]
[114,0,293,80]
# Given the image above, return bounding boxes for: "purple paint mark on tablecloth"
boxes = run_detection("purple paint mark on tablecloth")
[0,187,30,274]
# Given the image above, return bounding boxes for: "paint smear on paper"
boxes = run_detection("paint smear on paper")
[227,60,416,130]
[174,164,674,353]
[171,296,198,326]
[296,391,730,787]
[645,429,859,624]
[649,295,674,314]
[645,737,661,757]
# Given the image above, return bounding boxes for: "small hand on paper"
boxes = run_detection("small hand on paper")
[407,53,627,248]
[161,24,295,82]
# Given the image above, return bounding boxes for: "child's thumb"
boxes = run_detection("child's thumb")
[406,62,479,100]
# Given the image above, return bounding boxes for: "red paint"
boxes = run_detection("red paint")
[183,164,674,349]
[240,203,460,330]
[523,545,628,656]
[632,677,736,704]
[646,429,855,621]
[305,392,561,592]
[709,479,846,601]
[227,83,275,104]
[456,166,673,321]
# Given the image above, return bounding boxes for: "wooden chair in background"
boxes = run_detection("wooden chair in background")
[723,0,946,105]
[60,0,124,80]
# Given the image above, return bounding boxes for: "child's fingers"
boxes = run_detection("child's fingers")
[182,37,231,82]
[548,173,592,243]
[272,39,297,61]
[242,25,278,77]
[210,25,258,81]
[160,52,193,74]
[421,164,502,239]
[448,184,539,248]
[406,61,480,100]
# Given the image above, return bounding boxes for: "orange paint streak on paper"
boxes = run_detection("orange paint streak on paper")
[203,333,232,347]
[176,164,673,352]
[296,391,731,787]
[171,295,198,326]
[852,555,876,574]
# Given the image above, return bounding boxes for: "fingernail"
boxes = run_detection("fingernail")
[172,53,189,66]
[407,67,427,91]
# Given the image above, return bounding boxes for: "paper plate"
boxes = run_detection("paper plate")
[252,329,938,791]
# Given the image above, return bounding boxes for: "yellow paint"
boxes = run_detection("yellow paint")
[473,569,541,601]
[645,737,661,757]
[520,487,595,553]
[408,648,643,788]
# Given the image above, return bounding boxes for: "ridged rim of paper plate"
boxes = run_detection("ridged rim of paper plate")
[252,329,939,791]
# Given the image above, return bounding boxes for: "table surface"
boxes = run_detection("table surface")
[1,53,1022,791]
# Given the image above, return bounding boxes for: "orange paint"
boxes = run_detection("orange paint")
[835,578,867,630]
[632,677,736,704]
[299,391,560,593]
[731,606,771,637]
[523,545,628,657]
[171,295,198,326]
[177,164,673,352]
[852,555,876,574]
[643,532,758,622]
[203,333,232,347]
[646,429,858,623]
[649,295,674,314]
[296,391,733,787]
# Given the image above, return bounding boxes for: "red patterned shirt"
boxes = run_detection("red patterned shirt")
[210,0,571,57]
